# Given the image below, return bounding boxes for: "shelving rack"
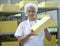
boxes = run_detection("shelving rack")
[0,11,24,46]
[57,8,60,46]
[0,3,59,46]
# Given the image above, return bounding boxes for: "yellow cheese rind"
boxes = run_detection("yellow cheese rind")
[44,35,56,46]
[0,5,2,11]
[31,16,52,34]
[38,2,58,7]
[23,0,38,5]
[0,4,20,12]
[37,14,57,27]
[16,1,24,9]
[0,21,18,33]
[2,41,19,46]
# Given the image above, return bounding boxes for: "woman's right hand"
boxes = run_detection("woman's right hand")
[29,30,37,36]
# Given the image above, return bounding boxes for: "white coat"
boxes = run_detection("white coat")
[15,19,45,46]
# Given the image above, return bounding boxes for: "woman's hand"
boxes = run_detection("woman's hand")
[44,28,51,41]
[29,30,37,36]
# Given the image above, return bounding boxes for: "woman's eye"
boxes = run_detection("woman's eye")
[28,11,35,12]
[28,11,30,12]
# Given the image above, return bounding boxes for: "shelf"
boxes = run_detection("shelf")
[0,7,58,15]
[0,11,22,15]
[0,32,57,42]
[38,7,58,13]
[0,32,17,42]
[0,32,14,36]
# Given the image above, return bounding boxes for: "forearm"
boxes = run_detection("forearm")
[44,28,51,41]
[18,34,31,44]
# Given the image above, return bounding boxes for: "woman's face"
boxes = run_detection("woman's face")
[26,7,36,20]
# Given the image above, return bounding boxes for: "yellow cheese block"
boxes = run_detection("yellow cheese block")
[38,2,58,7]
[31,16,52,34]
[49,21,57,27]
[23,0,38,5]
[37,14,57,27]
[0,5,1,11]
[2,41,19,46]
[37,14,49,18]
[0,21,18,33]
[16,1,24,9]
[44,35,56,46]
[0,4,20,12]
[19,1,24,9]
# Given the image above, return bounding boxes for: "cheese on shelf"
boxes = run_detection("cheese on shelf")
[44,35,56,46]
[0,4,20,12]
[2,41,19,46]
[38,2,58,7]
[0,21,18,33]
[0,5,2,11]
[16,1,24,9]
[23,0,38,5]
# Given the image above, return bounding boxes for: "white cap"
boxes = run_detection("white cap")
[24,3,38,13]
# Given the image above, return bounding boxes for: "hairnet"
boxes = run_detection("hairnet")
[24,3,38,13]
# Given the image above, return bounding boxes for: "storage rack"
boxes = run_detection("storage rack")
[0,6,59,46]
[0,11,24,46]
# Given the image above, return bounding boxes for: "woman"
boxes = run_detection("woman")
[15,3,51,46]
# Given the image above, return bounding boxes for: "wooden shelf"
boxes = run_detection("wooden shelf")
[38,7,58,13]
[0,11,23,15]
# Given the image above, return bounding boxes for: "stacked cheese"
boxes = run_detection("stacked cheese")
[0,4,20,12]
[16,1,24,9]
[0,21,18,33]
[23,0,38,5]
[0,5,1,11]
[2,41,19,46]
[44,35,56,46]
[31,16,52,34]
[38,2,58,7]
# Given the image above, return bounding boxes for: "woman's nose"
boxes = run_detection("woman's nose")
[30,12,33,15]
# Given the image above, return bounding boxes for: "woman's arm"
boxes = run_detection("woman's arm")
[17,31,36,44]
[18,34,31,44]
[44,28,51,41]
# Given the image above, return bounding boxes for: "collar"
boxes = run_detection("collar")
[27,19,38,27]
